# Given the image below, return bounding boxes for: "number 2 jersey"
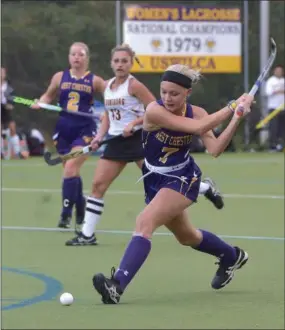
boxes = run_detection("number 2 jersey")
[104,75,145,136]
[141,99,202,204]
[58,69,95,124]
[53,69,97,154]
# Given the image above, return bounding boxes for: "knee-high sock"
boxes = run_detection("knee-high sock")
[81,196,104,237]
[61,177,79,218]
[199,181,210,195]
[75,176,85,217]
[114,234,151,291]
[193,229,236,263]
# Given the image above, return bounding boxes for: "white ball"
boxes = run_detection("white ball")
[60,292,74,306]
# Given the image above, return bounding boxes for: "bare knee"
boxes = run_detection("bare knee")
[134,212,156,239]
[175,229,202,247]
[63,159,80,178]
[91,177,109,198]
[136,159,144,169]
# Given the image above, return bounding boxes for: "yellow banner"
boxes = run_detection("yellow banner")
[131,55,241,73]
[125,6,241,22]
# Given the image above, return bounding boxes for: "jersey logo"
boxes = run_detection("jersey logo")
[82,136,93,144]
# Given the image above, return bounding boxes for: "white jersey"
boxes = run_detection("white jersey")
[104,75,145,135]
[265,75,285,110]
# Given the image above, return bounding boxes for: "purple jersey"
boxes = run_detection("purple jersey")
[141,99,202,204]
[53,70,97,155]
[142,99,194,167]
[58,69,94,124]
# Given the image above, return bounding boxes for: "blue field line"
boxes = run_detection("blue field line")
[1,225,284,242]
[1,298,24,301]
[1,267,63,311]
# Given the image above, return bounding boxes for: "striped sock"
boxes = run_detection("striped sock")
[81,196,104,237]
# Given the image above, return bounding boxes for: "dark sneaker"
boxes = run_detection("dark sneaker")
[65,232,98,246]
[58,216,71,229]
[92,267,123,304]
[211,247,249,289]
[203,177,224,210]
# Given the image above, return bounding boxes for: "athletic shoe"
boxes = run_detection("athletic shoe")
[92,267,123,304]
[58,216,71,229]
[203,177,224,209]
[211,246,249,289]
[65,232,98,246]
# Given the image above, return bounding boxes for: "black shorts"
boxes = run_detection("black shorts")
[101,129,144,162]
[1,105,13,126]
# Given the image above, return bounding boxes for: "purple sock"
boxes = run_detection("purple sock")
[114,235,151,291]
[61,177,79,218]
[75,177,85,216]
[194,230,236,263]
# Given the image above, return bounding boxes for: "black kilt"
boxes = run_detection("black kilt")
[101,129,144,162]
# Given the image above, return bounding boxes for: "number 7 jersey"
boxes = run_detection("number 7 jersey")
[104,75,145,136]
[142,99,194,166]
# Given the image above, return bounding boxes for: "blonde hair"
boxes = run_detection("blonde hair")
[165,64,201,84]
[69,42,90,57]
[111,43,144,68]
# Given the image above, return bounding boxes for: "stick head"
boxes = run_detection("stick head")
[43,151,62,166]
[270,37,277,55]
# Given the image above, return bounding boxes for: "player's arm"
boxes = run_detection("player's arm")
[193,106,240,158]
[127,79,156,129]
[96,111,110,140]
[145,94,253,136]
[37,72,62,105]
[129,79,156,108]
[93,76,106,95]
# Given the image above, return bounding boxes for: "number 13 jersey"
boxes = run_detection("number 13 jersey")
[104,75,145,136]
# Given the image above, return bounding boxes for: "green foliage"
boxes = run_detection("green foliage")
[1,0,284,145]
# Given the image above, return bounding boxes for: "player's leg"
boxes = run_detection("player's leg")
[59,149,89,228]
[166,211,248,289]
[199,177,224,209]
[92,188,192,304]
[135,159,144,169]
[7,118,21,158]
[53,130,87,228]
[70,135,96,229]
[65,158,127,245]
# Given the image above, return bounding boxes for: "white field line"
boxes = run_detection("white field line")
[1,187,284,200]
[1,225,284,241]
[2,157,284,168]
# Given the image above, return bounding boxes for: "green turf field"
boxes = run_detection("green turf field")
[1,153,284,329]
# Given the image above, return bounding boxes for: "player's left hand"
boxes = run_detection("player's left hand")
[123,123,135,137]
[91,134,103,151]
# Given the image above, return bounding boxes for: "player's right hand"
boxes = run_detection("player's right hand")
[91,134,103,151]
[234,94,254,118]
[30,99,41,110]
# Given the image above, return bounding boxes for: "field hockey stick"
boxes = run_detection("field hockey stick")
[236,38,277,116]
[255,103,284,129]
[11,96,100,120]
[43,133,130,166]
